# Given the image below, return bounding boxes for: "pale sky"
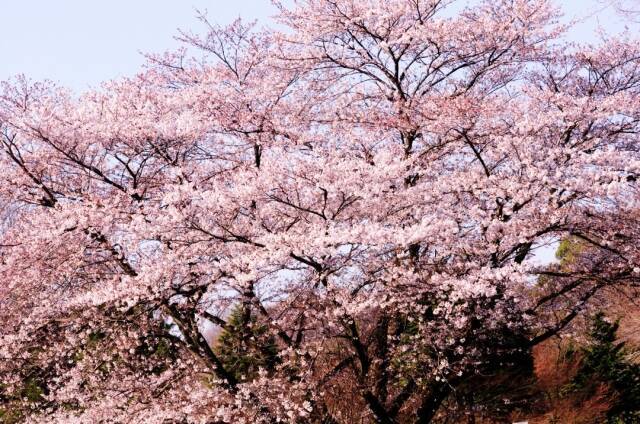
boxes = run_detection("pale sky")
[0,0,637,91]
[0,1,284,89]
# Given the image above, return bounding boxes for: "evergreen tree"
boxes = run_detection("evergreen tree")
[214,305,279,382]
[569,313,640,423]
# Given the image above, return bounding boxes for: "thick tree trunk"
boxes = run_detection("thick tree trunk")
[415,383,452,424]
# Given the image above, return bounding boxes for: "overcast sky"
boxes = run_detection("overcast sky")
[0,0,636,90]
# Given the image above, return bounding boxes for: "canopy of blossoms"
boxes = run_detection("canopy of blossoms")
[1,0,639,422]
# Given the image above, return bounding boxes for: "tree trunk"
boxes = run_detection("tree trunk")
[415,383,452,424]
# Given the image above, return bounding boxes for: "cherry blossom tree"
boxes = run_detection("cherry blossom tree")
[601,0,640,21]
[1,0,639,422]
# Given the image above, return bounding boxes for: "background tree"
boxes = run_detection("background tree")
[214,304,279,383]
[568,313,640,423]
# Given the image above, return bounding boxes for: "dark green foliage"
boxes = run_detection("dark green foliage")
[0,373,45,424]
[0,408,23,424]
[568,313,640,423]
[19,378,44,403]
[214,305,279,382]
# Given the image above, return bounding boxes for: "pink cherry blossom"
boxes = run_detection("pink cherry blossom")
[1,1,639,422]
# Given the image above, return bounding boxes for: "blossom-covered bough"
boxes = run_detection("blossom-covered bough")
[1,0,639,422]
